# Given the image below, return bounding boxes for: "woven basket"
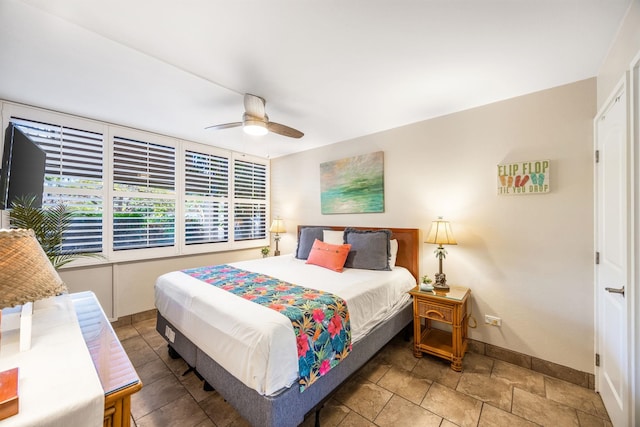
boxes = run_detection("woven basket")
[0,229,67,308]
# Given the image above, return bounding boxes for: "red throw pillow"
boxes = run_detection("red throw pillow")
[305,239,352,272]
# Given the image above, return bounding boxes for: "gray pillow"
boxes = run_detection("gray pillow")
[343,228,392,270]
[295,227,327,259]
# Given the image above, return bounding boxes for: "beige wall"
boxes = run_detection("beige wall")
[272,79,596,373]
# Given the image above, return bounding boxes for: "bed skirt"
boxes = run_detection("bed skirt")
[156,299,413,427]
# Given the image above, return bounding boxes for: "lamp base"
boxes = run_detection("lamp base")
[434,273,449,291]
[274,235,281,257]
[19,303,32,352]
[0,304,32,353]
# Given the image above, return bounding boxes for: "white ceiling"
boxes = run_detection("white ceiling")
[0,0,632,158]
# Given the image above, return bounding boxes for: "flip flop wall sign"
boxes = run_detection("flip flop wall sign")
[497,160,550,195]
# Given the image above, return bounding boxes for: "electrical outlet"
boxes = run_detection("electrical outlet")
[485,315,502,326]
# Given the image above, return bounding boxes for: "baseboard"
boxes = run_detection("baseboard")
[110,308,157,329]
[468,339,595,390]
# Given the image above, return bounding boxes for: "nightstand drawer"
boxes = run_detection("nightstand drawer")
[417,301,453,323]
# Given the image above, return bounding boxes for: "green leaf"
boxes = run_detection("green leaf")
[9,195,103,269]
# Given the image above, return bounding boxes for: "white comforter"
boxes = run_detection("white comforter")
[154,254,415,396]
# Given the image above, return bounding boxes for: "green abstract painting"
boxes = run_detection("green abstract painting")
[320,151,384,214]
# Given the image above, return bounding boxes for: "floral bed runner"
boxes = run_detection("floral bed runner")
[182,264,352,392]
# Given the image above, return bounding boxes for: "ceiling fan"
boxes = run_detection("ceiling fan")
[206,93,304,139]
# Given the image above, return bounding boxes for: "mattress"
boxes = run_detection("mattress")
[154,254,415,396]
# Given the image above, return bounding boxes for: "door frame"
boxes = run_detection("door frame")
[594,53,639,427]
[630,49,640,427]
[594,75,631,427]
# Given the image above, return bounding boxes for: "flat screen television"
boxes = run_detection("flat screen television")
[0,123,47,210]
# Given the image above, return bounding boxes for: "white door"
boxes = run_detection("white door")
[595,82,630,427]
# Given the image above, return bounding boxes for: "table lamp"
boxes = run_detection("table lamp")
[269,218,286,256]
[0,228,67,420]
[425,217,457,291]
[0,228,67,350]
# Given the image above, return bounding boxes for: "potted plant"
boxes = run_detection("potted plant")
[261,246,270,257]
[9,195,102,269]
[419,274,434,291]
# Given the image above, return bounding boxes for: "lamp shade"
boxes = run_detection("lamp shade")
[269,219,286,234]
[0,229,67,308]
[425,217,457,245]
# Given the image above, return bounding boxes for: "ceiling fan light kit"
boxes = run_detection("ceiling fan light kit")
[206,93,304,139]
[243,118,268,136]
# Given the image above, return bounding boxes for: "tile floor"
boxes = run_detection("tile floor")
[114,315,611,427]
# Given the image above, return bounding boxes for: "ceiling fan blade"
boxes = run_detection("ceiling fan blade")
[244,94,266,119]
[204,122,242,130]
[267,122,304,139]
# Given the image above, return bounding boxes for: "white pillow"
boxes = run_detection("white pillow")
[323,230,345,245]
[389,239,398,268]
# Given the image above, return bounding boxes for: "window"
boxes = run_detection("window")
[10,117,104,254]
[184,149,229,245]
[233,158,267,241]
[112,135,176,251]
[2,102,270,264]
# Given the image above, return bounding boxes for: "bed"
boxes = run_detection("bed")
[154,226,419,426]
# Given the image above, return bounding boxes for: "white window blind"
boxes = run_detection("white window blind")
[113,136,176,251]
[113,136,175,193]
[184,149,229,245]
[10,117,104,254]
[233,159,267,241]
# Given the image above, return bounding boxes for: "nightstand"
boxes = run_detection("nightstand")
[409,285,470,371]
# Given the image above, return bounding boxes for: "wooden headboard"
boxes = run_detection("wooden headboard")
[297,226,419,282]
